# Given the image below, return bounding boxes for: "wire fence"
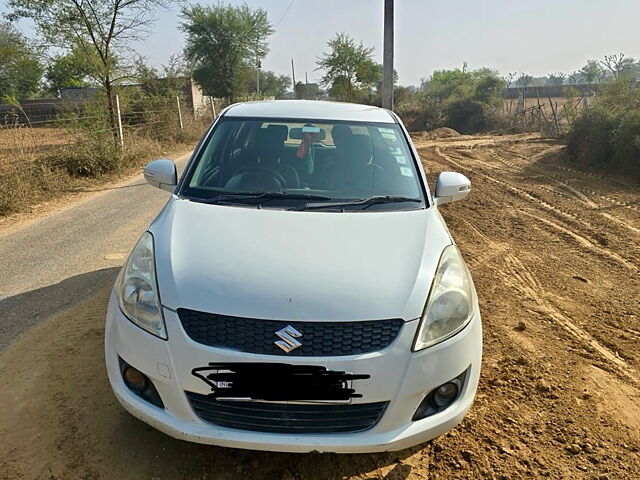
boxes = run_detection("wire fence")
[501,93,592,136]
[0,94,219,215]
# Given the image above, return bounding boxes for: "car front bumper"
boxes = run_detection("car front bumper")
[105,291,482,453]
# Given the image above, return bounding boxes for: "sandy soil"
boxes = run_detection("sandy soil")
[1,134,639,479]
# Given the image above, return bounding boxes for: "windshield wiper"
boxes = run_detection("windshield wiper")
[290,195,422,212]
[197,191,332,205]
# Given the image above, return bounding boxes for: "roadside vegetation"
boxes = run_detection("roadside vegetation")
[0,0,213,216]
[1,0,639,218]
[566,78,640,179]
[393,65,504,133]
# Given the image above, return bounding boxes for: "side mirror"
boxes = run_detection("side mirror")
[434,171,471,205]
[143,159,177,193]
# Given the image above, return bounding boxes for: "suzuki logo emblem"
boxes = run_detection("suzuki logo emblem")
[274,325,302,353]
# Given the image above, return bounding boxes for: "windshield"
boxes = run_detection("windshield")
[179,117,426,211]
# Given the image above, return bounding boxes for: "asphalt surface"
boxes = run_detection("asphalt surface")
[0,153,190,352]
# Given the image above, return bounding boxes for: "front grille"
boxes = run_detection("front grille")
[178,308,404,356]
[186,392,388,434]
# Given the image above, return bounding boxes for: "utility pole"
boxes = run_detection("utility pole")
[382,0,394,110]
[291,58,297,98]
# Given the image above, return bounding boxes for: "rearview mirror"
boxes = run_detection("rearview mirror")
[434,172,471,205]
[143,159,177,193]
[290,127,327,141]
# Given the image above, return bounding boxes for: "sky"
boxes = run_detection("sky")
[4,0,640,86]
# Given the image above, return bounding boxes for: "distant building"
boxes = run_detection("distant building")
[60,87,99,101]
[62,78,210,117]
[0,77,213,126]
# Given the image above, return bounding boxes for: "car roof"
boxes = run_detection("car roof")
[224,100,396,124]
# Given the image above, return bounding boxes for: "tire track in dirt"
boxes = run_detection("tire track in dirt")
[495,251,638,385]
[472,215,638,385]
[526,158,640,215]
[434,146,638,272]
[492,148,640,253]
[449,142,639,225]
[429,142,639,384]
[474,146,640,237]
[455,218,511,272]
[558,182,640,235]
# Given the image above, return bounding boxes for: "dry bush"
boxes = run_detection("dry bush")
[0,114,209,216]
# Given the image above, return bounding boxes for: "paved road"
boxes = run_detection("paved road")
[0,153,190,352]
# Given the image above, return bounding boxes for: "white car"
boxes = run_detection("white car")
[105,100,481,453]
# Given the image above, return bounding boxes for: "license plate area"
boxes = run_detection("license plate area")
[192,363,370,402]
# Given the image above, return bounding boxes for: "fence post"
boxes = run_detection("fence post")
[209,97,216,119]
[176,96,184,130]
[115,94,124,148]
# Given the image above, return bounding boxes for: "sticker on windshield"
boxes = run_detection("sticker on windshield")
[378,127,398,141]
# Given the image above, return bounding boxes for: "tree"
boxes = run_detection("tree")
[546,72,566,86]
[134,54,189,98]
[601,53,636,78]
[6,0,173,140]
[581,60,602,84]
[45,49,89,96]
[393,85,417,109]
[260,71,290,99]
[515,74,533,88]
[503,72,517,89]
[568,71,581,85]
[244,70,290,99]
[474,74,504,104]
[295,82,324,100]
[180,3,273,102]
[414,66,503,133]
[425,66,500,103]
[0,21,43,100]
[316,33,380,102]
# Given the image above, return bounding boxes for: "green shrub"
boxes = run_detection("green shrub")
[565,78,640,179]
[445,99,488,134]
[43,131,124,177]
[612,110,640,177]
[397,99,443,132]
[404,66,505,134]
[566,107,616,168]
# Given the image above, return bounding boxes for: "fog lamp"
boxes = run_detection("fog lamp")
[118,357,165,409]
[123,367,147,392]
[432,382,459,408]
[412,369,468,421]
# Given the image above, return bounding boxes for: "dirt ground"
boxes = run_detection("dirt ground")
[1,133,639,479]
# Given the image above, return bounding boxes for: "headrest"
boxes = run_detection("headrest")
[267,124,288,142]
[342,135,373,164]
[256,128,283,160]
[331,124,353,146]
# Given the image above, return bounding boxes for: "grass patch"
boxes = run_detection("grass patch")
[0,118,208,216]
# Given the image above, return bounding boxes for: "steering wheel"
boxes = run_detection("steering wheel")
[225,167,286,191]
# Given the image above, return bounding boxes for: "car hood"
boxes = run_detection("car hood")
[150,199,452,321]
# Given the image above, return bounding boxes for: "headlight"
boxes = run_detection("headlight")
[413,245,474,351]
[116,232,167,339]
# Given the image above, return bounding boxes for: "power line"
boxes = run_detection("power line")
[274,0,295,29]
